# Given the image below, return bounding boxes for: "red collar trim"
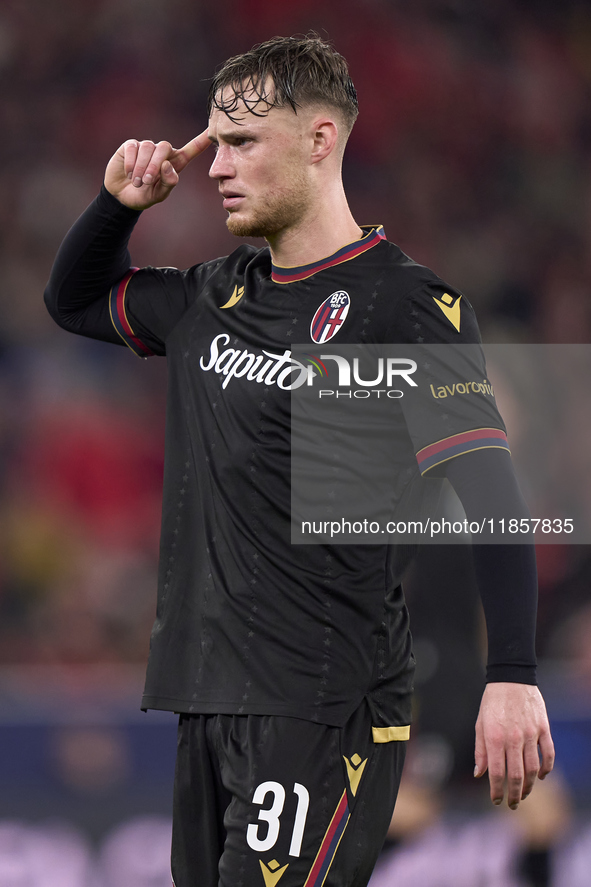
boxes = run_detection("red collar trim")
[271,226,386,284]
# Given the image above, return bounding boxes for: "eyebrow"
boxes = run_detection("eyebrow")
[208,128,258,145]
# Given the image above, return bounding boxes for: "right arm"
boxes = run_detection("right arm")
[44,134,212,345]
[44,185,142,344]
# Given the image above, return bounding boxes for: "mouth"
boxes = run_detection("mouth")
[221,192,245,210]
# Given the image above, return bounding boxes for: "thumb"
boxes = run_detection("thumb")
[150,160,180,204]
[161,160,179,185]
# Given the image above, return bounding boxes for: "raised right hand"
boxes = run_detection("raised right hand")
[104,130,211,210]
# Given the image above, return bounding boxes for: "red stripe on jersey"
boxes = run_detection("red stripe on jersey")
[110,269,153,357]
[272,226,386,284]
[418,427,508,461]
[416,428,509,473]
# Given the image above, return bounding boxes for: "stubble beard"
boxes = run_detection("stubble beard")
[226,176,313,240]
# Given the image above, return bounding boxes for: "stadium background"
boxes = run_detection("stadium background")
[1,0,591,883]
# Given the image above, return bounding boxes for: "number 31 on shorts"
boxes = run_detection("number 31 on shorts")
[247,781,310,857]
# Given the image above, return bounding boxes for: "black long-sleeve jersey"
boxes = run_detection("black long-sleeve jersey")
[45,187,537,730]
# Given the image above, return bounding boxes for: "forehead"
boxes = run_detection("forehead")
[208,83,303,136]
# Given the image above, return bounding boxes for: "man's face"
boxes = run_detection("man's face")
[207,87,315,239]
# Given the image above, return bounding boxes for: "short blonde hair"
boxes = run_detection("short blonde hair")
[207,33,358,135]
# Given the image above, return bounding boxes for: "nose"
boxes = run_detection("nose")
[208,145,235,181]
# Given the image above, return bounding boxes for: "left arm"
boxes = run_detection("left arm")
[440,449,555,808]
[391,278,555,806]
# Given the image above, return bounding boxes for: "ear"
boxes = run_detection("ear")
[310,118,339,164]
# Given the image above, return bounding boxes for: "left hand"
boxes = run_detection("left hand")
[474,682,555,809]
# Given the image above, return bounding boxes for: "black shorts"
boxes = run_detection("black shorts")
[171,701,407,887]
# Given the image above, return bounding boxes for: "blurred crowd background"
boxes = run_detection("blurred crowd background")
[2,0,591,884]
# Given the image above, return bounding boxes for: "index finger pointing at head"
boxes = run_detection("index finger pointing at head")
[171,129,212,171]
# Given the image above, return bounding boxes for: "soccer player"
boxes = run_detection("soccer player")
[45,35,554,887]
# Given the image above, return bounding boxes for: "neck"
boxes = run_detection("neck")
[266,180,363,268]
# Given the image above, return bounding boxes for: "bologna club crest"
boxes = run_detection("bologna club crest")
[310,291,350,343]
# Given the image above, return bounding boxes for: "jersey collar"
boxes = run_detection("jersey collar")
[271,225,386,284]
